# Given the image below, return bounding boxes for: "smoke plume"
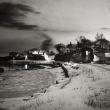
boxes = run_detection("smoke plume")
[40,33,53,51]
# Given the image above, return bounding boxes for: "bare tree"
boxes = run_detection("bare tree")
[94,33,110,52]
[55,43,66,54]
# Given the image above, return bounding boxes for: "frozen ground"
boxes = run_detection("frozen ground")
[0,64,110,110]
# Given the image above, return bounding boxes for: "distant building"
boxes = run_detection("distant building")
[9,51,25,60]
[8,49,52,62]
[27,49,51,62]
[105,53,110,63]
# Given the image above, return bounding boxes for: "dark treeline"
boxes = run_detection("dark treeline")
[0,33,110,63]
[54,33,110,63]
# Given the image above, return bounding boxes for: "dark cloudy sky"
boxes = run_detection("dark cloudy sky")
[0,0,110,56]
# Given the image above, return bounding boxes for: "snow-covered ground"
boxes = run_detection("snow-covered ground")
[0,64,110,110]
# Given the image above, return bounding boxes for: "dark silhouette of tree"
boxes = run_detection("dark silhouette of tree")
[76,36,93,62]
[95,33,104,40]
[9,52,18,59]
[55,43,72,62]
[55,43,66,54]
[77,36,92,49]
[94,33,110,52]
[66,42,76,52]
[0,2,40,29]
